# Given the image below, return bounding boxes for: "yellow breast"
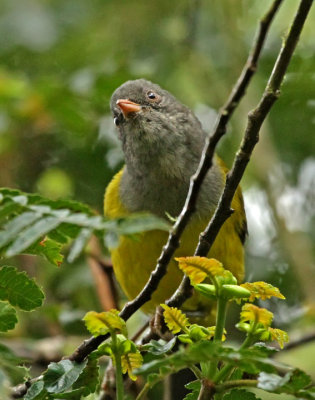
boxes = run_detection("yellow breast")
[104,167,245,316]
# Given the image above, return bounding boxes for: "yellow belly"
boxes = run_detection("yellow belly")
[104,168,245,316]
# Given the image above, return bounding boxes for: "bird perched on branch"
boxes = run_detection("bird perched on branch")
[104,79,247,321]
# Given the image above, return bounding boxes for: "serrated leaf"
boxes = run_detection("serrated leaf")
[161,304,190,334]
[135,340,283,377]
[27,237,64,266]
[117,213,170,234]
[144,338,177,355]
[0,201,21,220]
[72,357,99,395]
[6,212,69,257]
[176,256,225,284]
[240,282,285,302]
[0,266,44,311]
[267,327,289,349]
[0,302,17,332]
[83,309,127,337]
[296,387,315,400]
[258,371,291,391]
[67,227,92,262]
[240,303,273,328]
[24,381,47,400]
[121,351,143,380]
[184,379,201,400]
[0,211,42,248]
[43,359,87,394]
[265,369,312,395]
[223,389,262,400]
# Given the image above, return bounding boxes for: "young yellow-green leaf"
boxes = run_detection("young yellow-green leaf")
[240,282,285,302]
[267,328,289,349]
[161,304,190,334]
[83,310,126,337]
[0,301,18,332]
[0,266,44,311]
[121,351,143,381]
[176,256,225,285]
[240,303,273,328]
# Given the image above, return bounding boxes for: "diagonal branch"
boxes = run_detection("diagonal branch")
[11,1,298,397]
[66,0,283,364]
[167,0,313,309]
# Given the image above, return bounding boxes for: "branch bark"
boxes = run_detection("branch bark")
[12,0,314,397]
[67,0,282,366]
[167,0,313,309]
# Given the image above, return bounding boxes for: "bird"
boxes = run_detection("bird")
[104,79,247,322]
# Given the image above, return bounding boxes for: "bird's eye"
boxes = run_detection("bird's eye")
[114,116,120,126]
[147,91,156,100]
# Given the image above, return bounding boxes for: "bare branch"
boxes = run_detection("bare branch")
[66,0,283,366]
[167,0,313,308]
[13,0,315,396]
[66,0,283,363]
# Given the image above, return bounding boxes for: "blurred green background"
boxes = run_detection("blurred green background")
[0,0,314,397]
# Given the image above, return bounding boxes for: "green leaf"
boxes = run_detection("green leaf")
[0,201,21,221]
[258,371,291,391]
[220,284,251,300]
[258,369,312,395]
[103,231,119,248]
[194,284,217,299]
[72,357,99,395]
[27,238,64,266]
[43,359,87,394]
[0,343,29,385]
[223,389,262,400]
[0,266,44,311]
[144,338,177,355]
[0,188,170,264]
[0,301,17,332]
[83,309,127,337]
[6,212,69,256]
[51,388,84,398]
[229,368,244,381]
[117,213,170,234]
[135,341,284,377]
[67,227,92,262]
[24,381,48,400]
[288,369,312,391]
[296,387,315,400]
[184,380,201,400]
[0,211,42,248]
[0,343,22,366]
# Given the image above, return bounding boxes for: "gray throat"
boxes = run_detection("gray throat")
[119,149,225,220]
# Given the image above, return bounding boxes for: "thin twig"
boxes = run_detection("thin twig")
[14,0,315,397]
[67,0,282,366]
[167,0,285,307]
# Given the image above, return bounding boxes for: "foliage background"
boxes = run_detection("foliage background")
[0,1,314,398]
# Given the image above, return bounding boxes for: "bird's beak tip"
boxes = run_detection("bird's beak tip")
[116,99,142,117]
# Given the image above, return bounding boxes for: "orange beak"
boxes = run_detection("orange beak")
[116,99,142,117]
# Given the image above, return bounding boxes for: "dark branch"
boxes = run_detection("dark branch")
[167,0,288,307]
[12,0,314,396]
[58,0,284,363]
[167,0,313,309]
[68,0,283,365]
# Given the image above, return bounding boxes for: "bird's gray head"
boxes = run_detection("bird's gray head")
[110,79,206,178]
